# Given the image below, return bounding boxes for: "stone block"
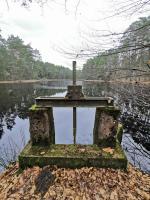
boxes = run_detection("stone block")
[93,107,120,147]
[29,106,55,145]
[65,85,84,99]
[19,143,127,170]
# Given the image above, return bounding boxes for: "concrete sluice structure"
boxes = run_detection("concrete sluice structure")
[19,61,127,170]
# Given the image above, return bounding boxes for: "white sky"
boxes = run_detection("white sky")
[0,0,150,68]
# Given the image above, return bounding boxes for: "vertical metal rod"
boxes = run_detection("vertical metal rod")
[73,60,76,85]
[73,61,77,144]
[73,107,76,144]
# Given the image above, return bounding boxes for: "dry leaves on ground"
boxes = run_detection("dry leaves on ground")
[0,163,149,200]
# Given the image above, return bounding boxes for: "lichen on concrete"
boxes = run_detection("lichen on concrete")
[19,143,127,170]
[116,123,123,144]
[29,106,55,145]
[93,107,121,147]
[29,104,40,111]
[21,102,127,170]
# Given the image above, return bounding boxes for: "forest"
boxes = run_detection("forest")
[0,34,72,80]
[1,16,149,82]
[82,16,150,81]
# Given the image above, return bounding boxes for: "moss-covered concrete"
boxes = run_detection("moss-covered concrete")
[95,123,123,148]
[29,106,55,145]
[19,143,127,170]
[29,104,41,111]
[93,107,121,146]
[116,123,123,144]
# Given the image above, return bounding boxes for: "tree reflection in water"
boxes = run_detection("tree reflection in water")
[0,83,66,139]
[0,81,149,172]
[83,81,150,172]
[83,82,150,151]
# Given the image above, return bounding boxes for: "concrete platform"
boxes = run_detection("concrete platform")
[19,143,127,170]
[35,97,114,107]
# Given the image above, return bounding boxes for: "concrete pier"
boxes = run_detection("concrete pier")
[19,61,127,170]
[29,106,55,145]
[93,107,120,147]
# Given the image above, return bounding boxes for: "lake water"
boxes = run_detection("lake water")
[0,80,149,173]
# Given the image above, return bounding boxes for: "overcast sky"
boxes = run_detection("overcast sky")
[0,0,150,68]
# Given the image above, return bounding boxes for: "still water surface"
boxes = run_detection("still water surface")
[0,81,149,173]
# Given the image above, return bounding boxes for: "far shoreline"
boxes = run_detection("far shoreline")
[0,79,71,84]
[0,79,149,85]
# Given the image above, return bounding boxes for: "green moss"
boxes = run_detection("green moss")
[95,123,123,148]
[116,123,123,144]
[29,104,45,111]
[114,142,126,159]
[19,143,127,170]
[101,151,113,158]
[29,104,38,111]
[20,142,50,156]
[21,143,101,158]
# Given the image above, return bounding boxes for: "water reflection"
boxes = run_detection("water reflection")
[0,83,66,138]
[83,82,150,151]
[76,108,95,144]
[0,81,149,172]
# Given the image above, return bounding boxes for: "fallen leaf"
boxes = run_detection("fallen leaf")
[40,151,45,155]
[102,147,114,154]
[110,190,118,200]
[80,149,86,153]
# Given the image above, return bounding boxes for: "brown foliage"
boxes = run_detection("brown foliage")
[0,163,149,200]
